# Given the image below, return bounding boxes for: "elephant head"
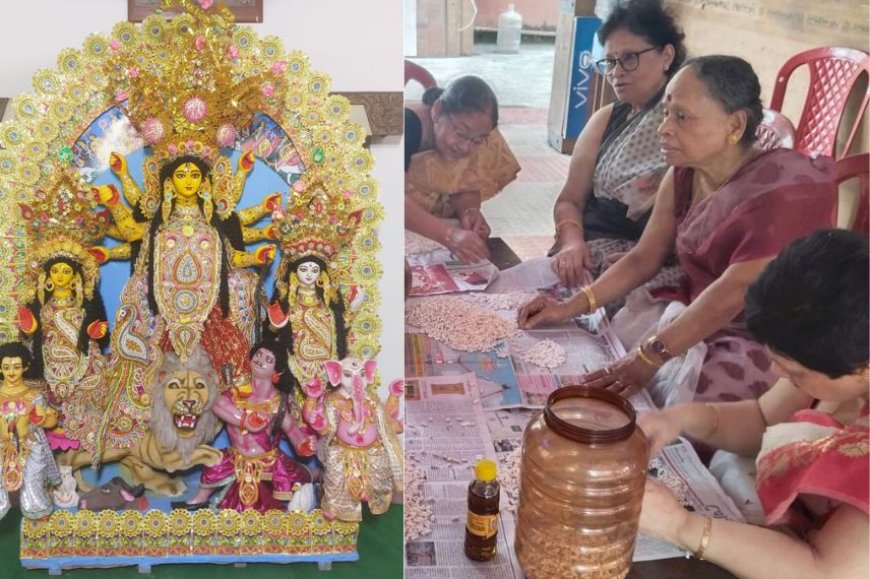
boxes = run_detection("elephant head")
[324,357,377,435]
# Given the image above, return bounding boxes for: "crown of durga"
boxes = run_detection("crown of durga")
[105,0,287,167]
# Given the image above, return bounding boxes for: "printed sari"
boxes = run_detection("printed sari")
[756,406,869,531]
[618,148,836,405]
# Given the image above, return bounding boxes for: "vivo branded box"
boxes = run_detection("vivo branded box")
[547,15,604,154]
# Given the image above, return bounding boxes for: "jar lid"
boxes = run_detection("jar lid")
[543,385,636,443]
[474,459,497,482]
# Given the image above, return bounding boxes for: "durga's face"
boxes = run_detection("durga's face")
[172,163,203,199]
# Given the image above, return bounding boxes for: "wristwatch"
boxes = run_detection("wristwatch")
[643,335,673,364]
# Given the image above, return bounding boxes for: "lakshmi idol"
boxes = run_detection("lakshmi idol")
[16,170,111,455]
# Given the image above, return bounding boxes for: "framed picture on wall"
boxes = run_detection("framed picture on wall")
[128,0,263,23]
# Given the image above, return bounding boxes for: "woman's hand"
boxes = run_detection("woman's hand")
[580,349,658,397]
[639,478,690,543]
[445,227,489,264]
[460,208,491,239]
[517,295,574,329]
[551,242,592,288]
[637,409,683,457]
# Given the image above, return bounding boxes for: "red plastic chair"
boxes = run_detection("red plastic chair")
[404,60,437,91]
[834,153,869,234]
[769,47,869,159]
[755,108,796,151]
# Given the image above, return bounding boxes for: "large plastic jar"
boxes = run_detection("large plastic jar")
[496,4,522,54]
[515,386,649,579]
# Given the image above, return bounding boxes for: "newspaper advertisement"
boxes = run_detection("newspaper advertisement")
[405,259,625,410]
[405,257,624,410]
[405,329,616,410]
[406,249,499,297]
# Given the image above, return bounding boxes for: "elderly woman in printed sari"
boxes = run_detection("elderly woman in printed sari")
[519,56,836,407]
[636,229,869,579]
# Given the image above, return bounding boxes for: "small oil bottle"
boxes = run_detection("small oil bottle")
[464,458,500,561]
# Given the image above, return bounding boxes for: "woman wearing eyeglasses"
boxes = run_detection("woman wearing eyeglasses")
[405,75,520,264]
[520,56,836,412]
[550,0,686,288]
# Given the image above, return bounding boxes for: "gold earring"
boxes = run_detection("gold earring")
[73,273,83,308]
[44,277,55,293]
[163,181,175,222]
[37,273,47,305]
[728,135,739,145]
[199,179,213,222]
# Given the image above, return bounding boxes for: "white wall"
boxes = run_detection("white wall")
[0,0,405,397]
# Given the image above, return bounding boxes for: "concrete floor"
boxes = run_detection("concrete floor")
[406,42,568,259]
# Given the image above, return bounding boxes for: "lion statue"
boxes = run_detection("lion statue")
[147,349,223,468]
[62,348,225,496]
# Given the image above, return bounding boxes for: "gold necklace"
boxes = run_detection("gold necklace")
[298,287,319,306]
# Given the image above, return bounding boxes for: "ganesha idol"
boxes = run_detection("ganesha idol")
[302,357,403,522]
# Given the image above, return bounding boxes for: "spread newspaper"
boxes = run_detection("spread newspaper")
[404,258,745,577]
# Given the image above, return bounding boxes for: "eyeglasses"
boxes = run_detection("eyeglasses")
[442,114,489,147]
[594,46,660,76]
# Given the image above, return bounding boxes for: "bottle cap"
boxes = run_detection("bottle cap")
[474,459,497,482]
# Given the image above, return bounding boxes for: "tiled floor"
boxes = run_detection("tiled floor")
[406,42,568,261]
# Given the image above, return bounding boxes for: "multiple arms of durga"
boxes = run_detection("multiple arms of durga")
[89,151,279,268]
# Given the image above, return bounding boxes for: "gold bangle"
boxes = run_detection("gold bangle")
[579,285,597,313]
[555,218,583,237]
[706,403,721,436]
[695,517,713,560]
[635,345,664,369]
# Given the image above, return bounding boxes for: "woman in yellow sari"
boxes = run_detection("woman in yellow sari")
[405,75,520,263]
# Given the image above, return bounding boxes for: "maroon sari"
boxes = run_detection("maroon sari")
[660,149,836,402]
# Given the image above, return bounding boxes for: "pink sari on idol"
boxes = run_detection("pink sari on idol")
[652,148,836,403]
[756,404,869,533]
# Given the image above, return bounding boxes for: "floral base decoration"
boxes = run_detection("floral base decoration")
[20,508,358,573]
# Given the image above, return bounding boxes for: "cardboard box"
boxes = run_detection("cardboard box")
[547,15,602,154]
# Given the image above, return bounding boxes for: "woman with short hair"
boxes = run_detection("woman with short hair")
[638,229,869,579]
